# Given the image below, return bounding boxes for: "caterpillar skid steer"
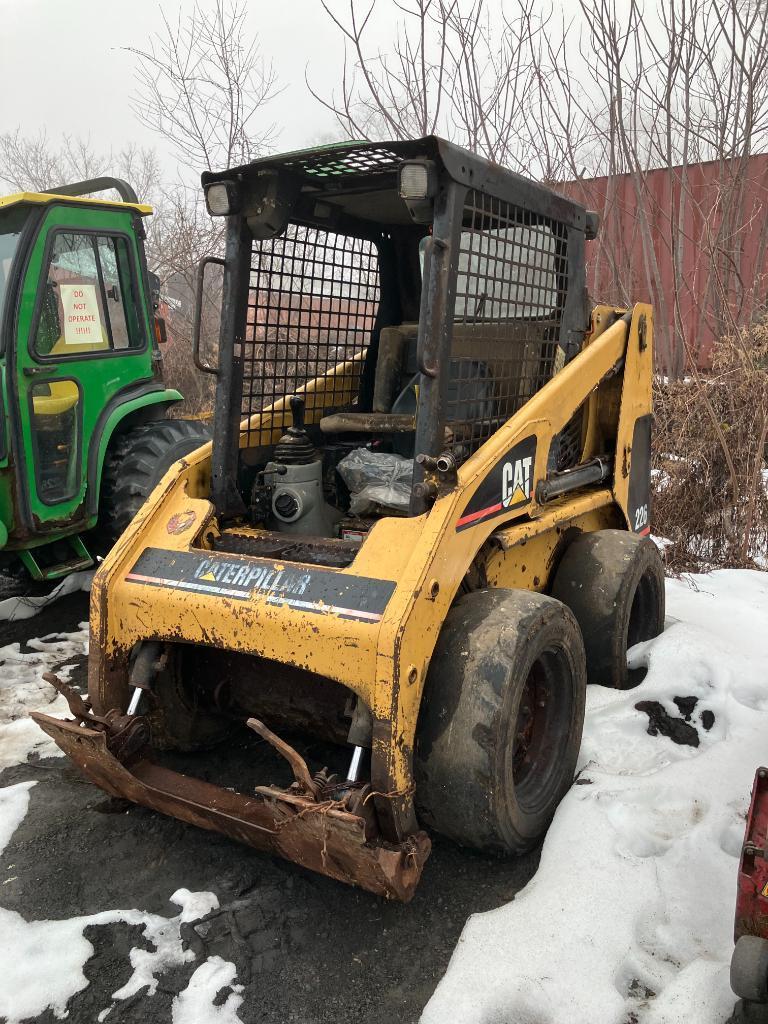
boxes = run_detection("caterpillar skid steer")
[33,138,664,900]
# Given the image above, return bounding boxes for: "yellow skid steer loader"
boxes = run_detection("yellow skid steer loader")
[34,138,664,900]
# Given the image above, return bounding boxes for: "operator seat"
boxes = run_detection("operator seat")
[319,323,499,454]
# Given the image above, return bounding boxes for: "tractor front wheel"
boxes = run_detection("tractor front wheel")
[414,588,586,855]
[99,418,210,545]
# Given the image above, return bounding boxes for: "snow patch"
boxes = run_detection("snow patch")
[0,568,93,622]
[0,882,232,1024]
[0,780,35,856]
[0,781,240,1024]
[0,621,89,770]
[172,956,245,1024]
[422,569,768,1024]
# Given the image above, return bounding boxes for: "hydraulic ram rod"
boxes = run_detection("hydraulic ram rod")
[535,456,613,504]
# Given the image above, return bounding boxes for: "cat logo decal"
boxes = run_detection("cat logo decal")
[456,436,537,531]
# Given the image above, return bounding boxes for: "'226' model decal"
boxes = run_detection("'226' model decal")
[455,436,537,532]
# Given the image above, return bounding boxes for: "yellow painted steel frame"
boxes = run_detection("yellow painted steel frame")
[89,303,652,842]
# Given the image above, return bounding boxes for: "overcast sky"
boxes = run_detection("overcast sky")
[0,0,349,174]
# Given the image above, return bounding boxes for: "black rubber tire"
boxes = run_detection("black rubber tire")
[732,936,768,1003]
[414,588,587,854]
[99,419,210,545]
[551,529,665,690]
[146,647,233,752]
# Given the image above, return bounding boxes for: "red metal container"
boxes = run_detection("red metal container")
[559,156,768,372]
[735,768,768,942]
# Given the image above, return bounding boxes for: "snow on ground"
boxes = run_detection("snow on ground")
[0,605,245,1023]
[172,957,245,1024]
[0,621,89,770]
[1,568,765,1022]
[0,568,93,622]
[422,568,768,1024]
[0,788,243,1024]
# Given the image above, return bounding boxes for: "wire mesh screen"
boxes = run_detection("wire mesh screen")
[283,145,403,180]
[243,226,380,446]
[445,190,569,458]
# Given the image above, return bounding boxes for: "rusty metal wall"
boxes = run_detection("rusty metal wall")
[558,155,768,370]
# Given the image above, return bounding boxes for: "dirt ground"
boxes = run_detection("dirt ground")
[0,591,540,1024]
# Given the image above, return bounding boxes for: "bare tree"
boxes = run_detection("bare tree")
[120,0,285,414]
[541,0,768,375]
[0,129,160,199]
[128,0,280,172]
[317,0,768,378]
[311,0,551,176]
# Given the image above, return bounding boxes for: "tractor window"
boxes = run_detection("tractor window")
[32,232,144,357]
[97,236,142,349]
[0,209,27,340]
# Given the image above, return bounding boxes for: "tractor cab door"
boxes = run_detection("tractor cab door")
[14,203,154,531]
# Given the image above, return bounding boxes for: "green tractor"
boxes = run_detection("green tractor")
[0,176,209,584]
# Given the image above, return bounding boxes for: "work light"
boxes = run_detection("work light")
[205,181,240,217]
[399,160,437,200]
[399,160,438,223]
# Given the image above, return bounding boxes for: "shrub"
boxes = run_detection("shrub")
[652,324,768,571]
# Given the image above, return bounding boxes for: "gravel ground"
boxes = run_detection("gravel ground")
[0,590,540,1024]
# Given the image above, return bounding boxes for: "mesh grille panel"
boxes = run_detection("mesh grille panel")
[284,145,402,180]
[445,190,569,458]
[243,226,380,446]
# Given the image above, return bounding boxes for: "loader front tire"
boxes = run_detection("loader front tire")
[147,650,233,752]
[551,529,665,689]
[99,418,210,545]
[414,589,586,855]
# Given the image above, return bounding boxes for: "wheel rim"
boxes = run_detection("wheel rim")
[511,647,573,815]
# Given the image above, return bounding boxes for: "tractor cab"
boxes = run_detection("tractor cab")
[0,178,201,581]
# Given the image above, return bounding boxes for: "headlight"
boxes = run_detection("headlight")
[399,161,437,200]
[205,181,239,217]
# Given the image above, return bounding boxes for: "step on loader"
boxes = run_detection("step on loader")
[34,137,665,900]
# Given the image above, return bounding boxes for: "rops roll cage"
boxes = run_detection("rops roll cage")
[197,137,596,521]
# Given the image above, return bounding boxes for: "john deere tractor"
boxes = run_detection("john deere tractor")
[0,176,209,582]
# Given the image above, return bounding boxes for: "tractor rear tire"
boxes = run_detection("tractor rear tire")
[731,935,768,1003]
[551,529,665,690]
[100,419,210,545]
[414,588,586,855]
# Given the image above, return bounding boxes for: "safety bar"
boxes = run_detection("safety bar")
[43,177,140,204]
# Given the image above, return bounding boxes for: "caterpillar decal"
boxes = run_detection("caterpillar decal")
[126,547,396,622]
[456,435,537,531]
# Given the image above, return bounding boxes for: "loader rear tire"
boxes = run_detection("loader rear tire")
[99,418,210,545]
[551,529,665,689]
[414,589,586,855]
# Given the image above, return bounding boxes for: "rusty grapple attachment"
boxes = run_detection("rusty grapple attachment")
[31,680,430,902]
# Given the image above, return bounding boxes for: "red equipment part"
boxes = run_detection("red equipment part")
[735,768,768,942]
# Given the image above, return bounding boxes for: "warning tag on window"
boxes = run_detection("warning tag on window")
[60,284,102,345]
